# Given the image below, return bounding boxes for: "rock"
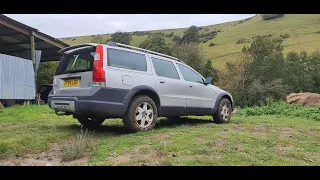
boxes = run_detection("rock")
[232,108,238,114]
[286,92,320,107]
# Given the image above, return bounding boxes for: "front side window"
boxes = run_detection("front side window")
[107,48,147,71]
[177,64,203,83]
[151,57,180,79]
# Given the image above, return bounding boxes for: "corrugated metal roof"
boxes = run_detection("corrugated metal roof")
[0,14,69,62]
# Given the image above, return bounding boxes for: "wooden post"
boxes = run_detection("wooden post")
[30,34,36,105]
[30,34,36,71]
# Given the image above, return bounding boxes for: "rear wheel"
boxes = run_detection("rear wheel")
[123,95,158,133]
[76,115,105,129]
[213,98,232,124]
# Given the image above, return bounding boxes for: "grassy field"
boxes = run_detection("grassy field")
[59,14,320,70]
[0,103,319,166]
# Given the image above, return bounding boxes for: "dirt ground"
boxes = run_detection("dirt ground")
[0,143,88,166]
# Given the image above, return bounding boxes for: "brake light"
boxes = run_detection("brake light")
[92,44,106,87]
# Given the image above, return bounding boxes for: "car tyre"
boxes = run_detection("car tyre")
[213,98,232,124]
[123,95,158,133]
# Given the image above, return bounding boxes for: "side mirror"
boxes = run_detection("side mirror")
[204,76,213,85]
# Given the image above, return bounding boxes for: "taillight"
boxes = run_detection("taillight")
[92,44,106,87]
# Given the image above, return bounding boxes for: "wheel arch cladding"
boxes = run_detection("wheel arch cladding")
[213,92,234,113]
[123,85,161,111]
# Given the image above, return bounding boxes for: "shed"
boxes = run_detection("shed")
[0,14,69,107]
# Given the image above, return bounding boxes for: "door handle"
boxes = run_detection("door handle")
[159,80,165,84]
[189,85,194,88]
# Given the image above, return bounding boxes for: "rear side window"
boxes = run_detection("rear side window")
[107,48,147,71]
[151,57,180,79]
[55,47,95,75]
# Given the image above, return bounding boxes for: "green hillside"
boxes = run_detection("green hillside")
[59,14,320,70]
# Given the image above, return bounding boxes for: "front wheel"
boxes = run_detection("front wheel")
[76,115,105,129]
[213,98,232,124]
[123,95,158,133]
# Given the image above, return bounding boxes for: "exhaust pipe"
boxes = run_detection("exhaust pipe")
[55,111,72,116]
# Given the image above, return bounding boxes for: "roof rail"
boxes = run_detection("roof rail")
[107,41,184,63]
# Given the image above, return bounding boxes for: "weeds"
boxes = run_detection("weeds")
[60,127,94,162]
[236,100,320,121]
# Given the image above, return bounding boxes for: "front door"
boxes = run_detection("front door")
[176,63,214,115]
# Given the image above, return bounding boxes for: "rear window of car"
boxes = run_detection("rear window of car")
[107,48,147,72]
[151,57,180,79]
[55,47,95,75]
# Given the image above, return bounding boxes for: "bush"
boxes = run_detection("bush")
[204,28,209,31]
[173,35,183,45]
[36,61,59,89]
[209,42,216,47]
[165,32,174,38]
[236,38,250,44]
[139,34,171,55]
[236,100,320,121]
[199,31,217,43]
[110,31,132,45]
[261,14,284,20]
[133,31,151,36]
[91,36,104,43]
[280,34,290,39]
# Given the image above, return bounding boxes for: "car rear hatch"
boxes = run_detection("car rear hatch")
[53,44,105,97]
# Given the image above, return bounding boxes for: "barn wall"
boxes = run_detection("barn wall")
[0,53,35,100]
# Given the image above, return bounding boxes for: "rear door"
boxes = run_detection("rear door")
[53,45,96,96]
[150,56,187,115]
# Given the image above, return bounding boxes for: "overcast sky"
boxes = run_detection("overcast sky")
[5,14,255,38]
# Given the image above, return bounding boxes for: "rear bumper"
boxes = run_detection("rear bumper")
[48,87,130,118]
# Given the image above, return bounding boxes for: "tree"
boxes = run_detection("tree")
[201,60,219,81]
[139,34,171,55]
[36,61,59,89]
[217,37,291,107]
[246,37,285,83]
[110,31,132,45]
[261,14,284,20]
[170,43,206,73]
[182,25,199,44]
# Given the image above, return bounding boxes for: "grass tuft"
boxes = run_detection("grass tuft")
[60,128,93,162]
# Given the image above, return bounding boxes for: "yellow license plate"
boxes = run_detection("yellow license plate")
[64,79,80,87]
